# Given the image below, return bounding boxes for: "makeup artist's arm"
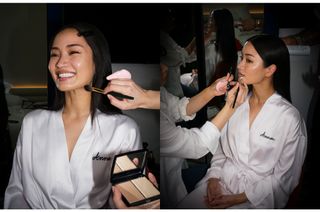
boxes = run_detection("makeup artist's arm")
[186,73,233,116]
[104,79,160,110]
[112,172,160,209]
[210,82,248,130]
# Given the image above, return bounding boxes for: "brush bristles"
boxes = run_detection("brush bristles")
[84,85,104,94]
[84,85,92,92]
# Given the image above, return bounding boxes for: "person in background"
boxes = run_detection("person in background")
[160,7,197,98]
[206,8,240,83]
[4,22,148,209]
[206,4,260,45]
[178,35,307,209]
[160,62,248,208]
[205,8,242,119]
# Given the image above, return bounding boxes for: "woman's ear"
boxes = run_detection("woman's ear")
[265,64,277,77]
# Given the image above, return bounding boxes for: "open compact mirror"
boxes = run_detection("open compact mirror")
[110,149,160,206]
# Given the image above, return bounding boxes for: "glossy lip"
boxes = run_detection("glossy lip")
[238,72,245,83]
[238,72,245,78]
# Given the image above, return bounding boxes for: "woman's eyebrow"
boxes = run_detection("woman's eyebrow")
[66,43,85,48]
[244,53,255,58]
[51,44,84,51]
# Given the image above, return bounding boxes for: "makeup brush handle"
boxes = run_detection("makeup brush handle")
[232,87,240,108]
[108,91,134,100]
[93,87,105,93]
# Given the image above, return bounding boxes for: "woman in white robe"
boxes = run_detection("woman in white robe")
[178,35,307,209]
[160,63,248,208]
[4,23,141,209]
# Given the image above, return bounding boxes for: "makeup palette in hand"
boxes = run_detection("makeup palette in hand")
[110,149,160,206]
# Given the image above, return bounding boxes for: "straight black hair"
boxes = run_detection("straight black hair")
[208,8,238,109]
[247,34,291,102]
[48,22,121,121]
[213,8,238,69]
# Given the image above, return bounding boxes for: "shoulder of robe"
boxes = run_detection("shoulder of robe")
[274,95,302,122]
[22,109,53,124]
[96,110,139,130]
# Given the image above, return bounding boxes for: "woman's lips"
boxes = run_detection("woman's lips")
[57,71,76,81]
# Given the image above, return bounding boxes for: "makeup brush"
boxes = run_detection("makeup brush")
[224,67,233,101]
[232,87,239,108]
[84,85,134,100]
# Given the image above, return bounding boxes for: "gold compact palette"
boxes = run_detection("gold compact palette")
[110,149,160,206]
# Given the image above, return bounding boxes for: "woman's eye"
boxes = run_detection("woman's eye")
[50,53,58,57]
[246,59,252,63]
[69,51,80,55]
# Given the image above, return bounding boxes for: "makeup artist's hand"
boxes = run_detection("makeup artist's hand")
[210,73,235,96]
[225,80,248,108]
[112,172,160,209]
[104,79,160,110]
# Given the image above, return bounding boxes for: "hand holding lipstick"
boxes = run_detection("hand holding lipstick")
[210,73,235,96]
[224,80,248,109]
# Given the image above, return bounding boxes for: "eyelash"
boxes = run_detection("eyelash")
[240,56,253,63]
[69,51,80,55]
[50,51,80,57]
[50,53,58,57]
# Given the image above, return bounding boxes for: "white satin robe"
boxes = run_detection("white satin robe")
[160,87,220,208]
[178,92,307,209]
[4,109,141,209]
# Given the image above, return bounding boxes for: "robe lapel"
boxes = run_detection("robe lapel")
[48,110,76,208]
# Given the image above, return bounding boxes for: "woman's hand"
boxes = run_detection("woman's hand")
[112,172,160,209]
[206,193,248,209]
[205,178,223,204]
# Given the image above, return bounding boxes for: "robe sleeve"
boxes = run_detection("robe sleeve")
[161,87,196,122]
[4,118,30,208]
[120,117,142,152]
[195,139,227,187]
[161,86,220,159]
[160,115,220,159]
[245,115,307,208]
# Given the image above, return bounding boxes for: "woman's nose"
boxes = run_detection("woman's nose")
[56,55,68,68]
[237,60,244,71]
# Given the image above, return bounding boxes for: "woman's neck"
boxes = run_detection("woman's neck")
[63,89,91,118]
[251,82,275,105]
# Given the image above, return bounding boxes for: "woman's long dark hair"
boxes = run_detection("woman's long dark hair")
[48,22,121,121]
[247,34,291,102]
[213,8,238,72]
[209,8,238,108]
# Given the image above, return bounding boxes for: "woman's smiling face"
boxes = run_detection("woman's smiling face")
[48,28,95,92]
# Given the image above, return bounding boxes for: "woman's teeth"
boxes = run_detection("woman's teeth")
[58,72,75,79]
